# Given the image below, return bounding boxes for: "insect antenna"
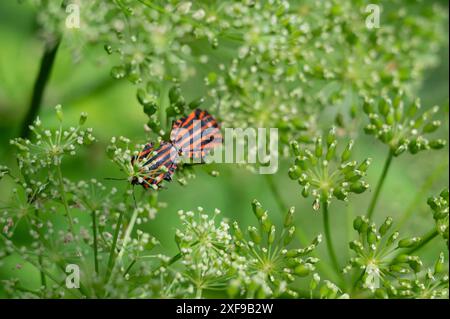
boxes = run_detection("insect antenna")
[104,177,127,181]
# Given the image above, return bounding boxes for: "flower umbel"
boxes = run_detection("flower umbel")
[230,200,322,298]
[289,128,371,209]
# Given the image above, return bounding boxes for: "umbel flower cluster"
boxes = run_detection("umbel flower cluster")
[289,128,371,207]
[363,94,446,156]
[344,216,449,299]
[25,0,446,145]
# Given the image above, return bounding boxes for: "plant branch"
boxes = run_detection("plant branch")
[366,149,394,221]
[105,210,125,281]
[20,40,60,138]
[91,210,99,274]
[322,200,341,276]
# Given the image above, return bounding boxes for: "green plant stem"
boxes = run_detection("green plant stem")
[91,210,99,274]
[33,210,47,290]
[159,81,170,133]
[20,40,60,138]
[322,201,341,275]
[196,287,203,299]
[107,207,139,285]
[56,166,75,233]
[105,210,125,280]
[366,149,394,221]
[123,259,136,278]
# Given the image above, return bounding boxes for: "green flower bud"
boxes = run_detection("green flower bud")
[423,120,441,133]
[302,183,311,198]
[357,158,372,172]
[294,264,311,277]
[55,104,63,122]
[394,254,410,263]
[341,140,354,162]
[79,112,88,126]
[261,213,272,233]
[379,97,392,117]
[394,144,407,156]
[375,288,389,299]
[364,124,377,135]
[434,252,445,274]
[233,221,244,241]
[288,166,302,180]
[295,156,309,170]
[169,86,182,104]
[327,127,336,147]
[398,237,421,248]
[310,274,320,291]
[284,207,295,228]
[268,225,276,244]
[298,173,310,186]
[394,103,404,122]
[248,226,261,244]
[367,227,378,245]
[251,199,265,219]
[315,137,323,158]
[387,231,399,247]
[326,141,337,161]
[363,98,374,114]
[429,139,446,150]
[333,187,348,201]
[408,98,421,118]
[349,181,369,194]
[379,217,393,236]
[284,226,296,246]
[349,240,363,254]
[290,141,301,156]
[188,97,205,110]
[353,216,364,233]
[407,256,422,273]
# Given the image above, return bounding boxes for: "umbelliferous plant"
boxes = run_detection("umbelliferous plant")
[0,0,448,299]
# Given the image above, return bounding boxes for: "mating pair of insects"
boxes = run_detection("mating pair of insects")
[130,109,222,189]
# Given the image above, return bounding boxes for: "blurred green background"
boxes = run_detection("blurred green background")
[0,1,448,295]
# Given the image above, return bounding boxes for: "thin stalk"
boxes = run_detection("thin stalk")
[366,149,394,221]
[115,208,139,264]
[20,40,60,138]
[195,287,203,299]
[105,210,124,280]
[91,210,99,274]
[107,208,139,284]
[123,259,136,278]
[159,82,170,133]
[34,210,47,290]
[322,200,341,275]
[56,165,75,234]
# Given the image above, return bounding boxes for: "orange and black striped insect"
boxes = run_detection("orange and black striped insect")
[131,109,222,189]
